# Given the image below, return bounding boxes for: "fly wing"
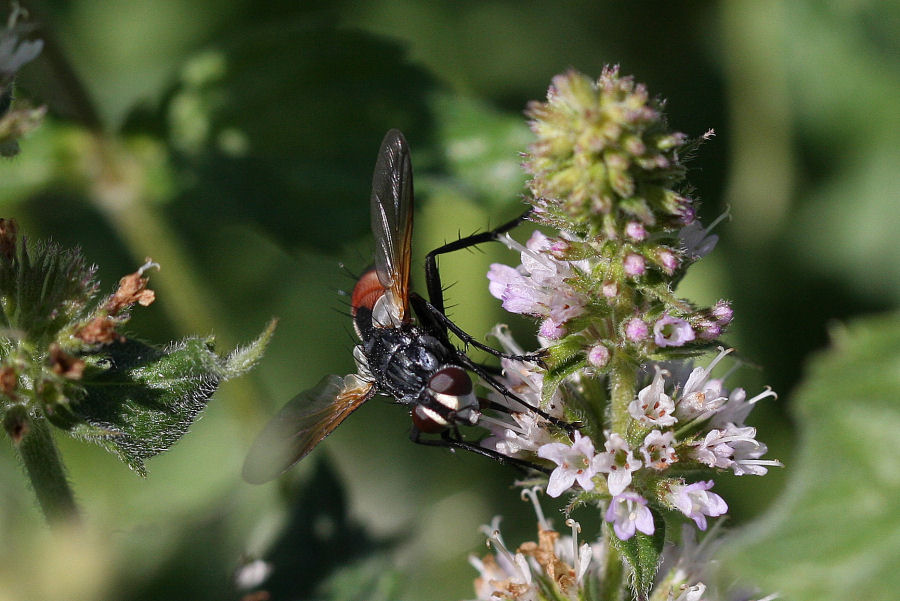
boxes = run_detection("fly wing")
[242,374,375,484]
[370,129,413,324]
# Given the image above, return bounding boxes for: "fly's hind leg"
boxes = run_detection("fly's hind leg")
[458,353,580,435]
[409,427,551,475]
[410,293,546,364]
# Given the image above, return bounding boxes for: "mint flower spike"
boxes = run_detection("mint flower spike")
[465,67,784,601]
[0,219,274,524]
[525,67,695,235]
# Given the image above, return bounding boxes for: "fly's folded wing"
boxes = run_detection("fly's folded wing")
[369,129,413,325]
[242,374,375,484]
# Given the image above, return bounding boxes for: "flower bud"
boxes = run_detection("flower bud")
[625,317,649,342]
[623,253,645,277]
[712,300,734,326]
[655,248,679,274]
[624,221,647,241]
[588,344,610,368]
[539,318,567,340]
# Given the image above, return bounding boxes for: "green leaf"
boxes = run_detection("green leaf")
[610,510,666,601]
[718,312,900,601]
[221,318,277,378]
[65,329,273,475]
[422,94,532,209]
[134,25,438,253]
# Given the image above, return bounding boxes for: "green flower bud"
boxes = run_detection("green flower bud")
[524,67,694,237]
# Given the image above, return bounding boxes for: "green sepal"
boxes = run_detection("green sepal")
[597,542,626,601]
[567,373,609,437]
[609,508,666,601]
[541,335,587,408]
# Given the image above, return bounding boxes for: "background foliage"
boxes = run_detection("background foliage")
[1,1,898,600]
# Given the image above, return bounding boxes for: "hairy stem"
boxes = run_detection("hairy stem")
[609,353,637,435]
[601,538,626,601]
[15,414,80,525]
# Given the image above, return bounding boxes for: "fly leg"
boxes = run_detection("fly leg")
[410,293,545,364]
[424,208,532,317]
[409,427,551,475]
[458,353,580,435]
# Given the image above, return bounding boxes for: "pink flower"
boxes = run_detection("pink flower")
[538,431,600,497]
[665,480,728,530]
[486,233,587,329]
[605,492,655,540]
[654,314,695,347]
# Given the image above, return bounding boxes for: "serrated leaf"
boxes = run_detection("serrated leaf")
[65,337,233,475]
[610,510,666,601]
[718,312,900,601]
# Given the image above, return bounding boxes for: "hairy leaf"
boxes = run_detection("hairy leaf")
[718,312,900,601]
[610,510,666,601]
[65,327,273,475]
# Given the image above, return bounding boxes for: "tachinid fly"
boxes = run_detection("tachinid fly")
[242,130,570,484]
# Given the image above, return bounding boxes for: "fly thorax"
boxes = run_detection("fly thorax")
[379,332,442,400]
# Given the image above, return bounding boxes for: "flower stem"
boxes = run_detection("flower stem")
[609,353,637,435]
[601,539,626,601]
[15,413,80,526]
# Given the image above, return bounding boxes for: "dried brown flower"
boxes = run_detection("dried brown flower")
[0,365,17,396]
[104,261,157,316]
[49,343,85,379]
[74,316,120,345]
[3,408,29,444]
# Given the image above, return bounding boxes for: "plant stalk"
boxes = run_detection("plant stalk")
[15,413,80,525]
[609,353,637,435]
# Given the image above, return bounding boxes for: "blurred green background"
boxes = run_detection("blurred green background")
[1,1,898,600]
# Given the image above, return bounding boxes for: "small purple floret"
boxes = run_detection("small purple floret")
[654,314,695,347]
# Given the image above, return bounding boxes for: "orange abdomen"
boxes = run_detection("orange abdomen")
[351,268,385,316]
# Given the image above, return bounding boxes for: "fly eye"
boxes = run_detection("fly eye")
[427,366,472,396]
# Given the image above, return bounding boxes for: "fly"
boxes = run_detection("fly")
[242,130,572,484]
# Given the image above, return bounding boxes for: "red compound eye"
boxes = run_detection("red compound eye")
[427,366,472,396]
[411,405,446,434]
